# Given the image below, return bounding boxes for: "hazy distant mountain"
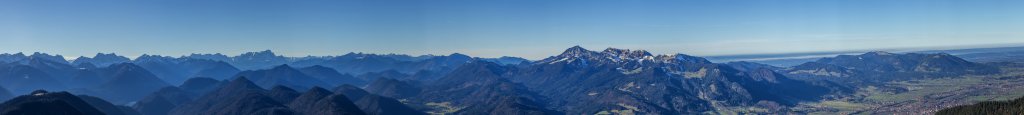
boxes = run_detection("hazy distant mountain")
[374,54,436,62]
[820,51,995,74]
[72,53,131,67]
[186,51,465,74]
[22,54,79,84]
[0,90,105,115]
[185,53,232,62]
[317,53,472,77]
[785,62,861,79]
[479,56,530,65]
[68,69,105,89]
[133,55,190,85]
[783,51,1000,84]
[310,53,402,74]
[0,64,68,94]
[0,53,27,63]
[232,65,331,90]
[231,50,289,70]
[181,59,242,80]
[291,55,343,66]
[28,52,69,64]
[89,63,172,104]
[725,61,783,72]
[0,52,69,66]
[414,53,474,71]
[356,70,411,82]
[956,50,1024,63]
[129,54,242,85]
[299,65,366,86]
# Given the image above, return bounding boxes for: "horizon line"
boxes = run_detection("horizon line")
[3,43,1022,61]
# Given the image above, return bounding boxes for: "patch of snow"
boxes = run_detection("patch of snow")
[549,57,570,64]
[617,103,640,111]
[619,67,644,75]
[788,68,848,77]
[618,82,636,92]
[682,68,708,78]
[578,58,589,66]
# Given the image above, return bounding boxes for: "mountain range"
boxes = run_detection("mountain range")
[781,51,1000,86]
[0,46,1007,114]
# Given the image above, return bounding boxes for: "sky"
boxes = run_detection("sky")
[1,0,1023,60]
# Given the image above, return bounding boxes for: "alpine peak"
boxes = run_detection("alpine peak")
[602,48,653,59]
[865,51,895,55]
[558,45,597,57]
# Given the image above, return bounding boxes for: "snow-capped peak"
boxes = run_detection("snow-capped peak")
[601,48,653,61]
[558,45,597,57]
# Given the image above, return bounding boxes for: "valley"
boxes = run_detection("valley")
[797,63,1024,114]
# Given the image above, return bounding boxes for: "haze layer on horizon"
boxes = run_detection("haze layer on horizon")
[2,0,1023,59]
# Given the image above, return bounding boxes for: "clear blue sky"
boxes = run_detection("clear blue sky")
[2,0,1023,59]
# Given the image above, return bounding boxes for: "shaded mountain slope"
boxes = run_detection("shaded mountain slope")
[0,86,11,102]
[0,90,105,115]
[288,87,366,115]
[78,95,140,115]
[334,85,426,115]
[0,65,67,94]
[90,63,172,104]
[268,86,301,104]
[417,61,558,115]
[364,78,421,99]
[134,92,180,115]
[168,77,292,115]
